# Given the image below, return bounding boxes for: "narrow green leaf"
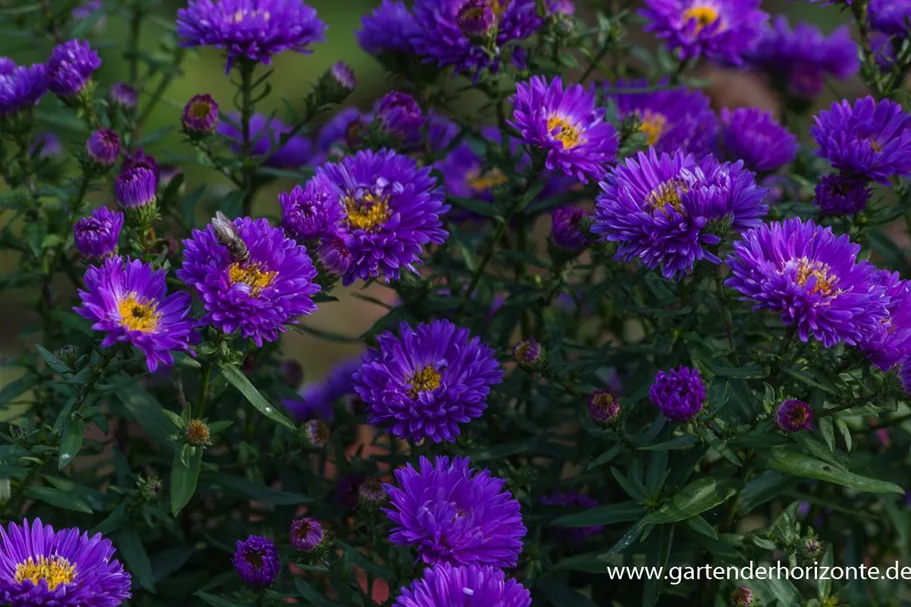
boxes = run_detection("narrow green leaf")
[293,577,344,606]
[447,196,498,218]
[819,416,836,452]
[117,529,156,592]
[171,445,203,515]
[640,478,737,526]
[766,448,903,494]
[26,486,92,513]
[196,592,247,607]
[35,345,70,375]
[835,417,853,452]
[587,443,624,470]
[0,375,38,406]
[216,363,295,430]
[58,418,85,470]
[114,382,176,448]
[551,501,645,528]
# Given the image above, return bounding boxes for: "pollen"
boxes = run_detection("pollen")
[547,115,583,150]
[468,168,508,192]
[794,258,839,297]
[14,556,77,591]
[118,294,161,333]
[408,366,442,399]
[229,262,277,294]
[344,193,391,232]
[682,5,720,34]
[638,111,667,147]
[646,179,688,214]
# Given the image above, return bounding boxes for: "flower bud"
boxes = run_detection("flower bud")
[55,345,79,368]
[800,535,824,562]
[85,129,120,169]
[289,517,325,553]
[115,167,158,225]
[730,586,753,607]
[74,207,123,260]
[513,339,545,370]
[47,39,101,98]
[185,419,211,447]
[588,389,620,425]
[457,0,496,36]
[357,478,387,508]
[374,91,425,140]
[109,83,137,112]
[776,399,813,433]
[182,93,219,137]
[137,474,164,501]
[303,420,330,449]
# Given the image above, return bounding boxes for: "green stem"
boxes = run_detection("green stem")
[127,5,143,87]
[239,61,256,217]
[194,362,211,418]
[768,325,797,385]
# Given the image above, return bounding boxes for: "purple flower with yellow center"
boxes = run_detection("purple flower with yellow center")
[744,16,858,98]
[812,96,911,184]
[592,149,768,279]
[290,518,324,553]
[588,389,620,424]
[870,0,911,37]
[74,207,123,260]
[608,79,716,156]
[47,39,101,97]
[509,75,618,183]
[178,216,320,346]
[217,112,313,168]
[640,0,768,65]
[856,270,911,370]
[354,320,502,443]
[308,149,449,285]
[383,456,526,567]
[541,492,603,542]
[551,205,589,252]
[726,217,889,348]
[109,82,137,110]
[434,136,509,212]
[176,0,326,72]
[357,0,418,56]
[776,399,813,433]
[393,563,531,607]
[374,91,426,141]
[719,107,797,173]
[650,365,706,422]
[284,358,359,422]
[0,518,131,607]
[814,174,871,215]
[85,128,120,167]
[411,0,542,74]
[279,181,339,245]
[182,93,219,136]
[0,59,47,116]
[115,166,157,211]
[74,256,194,372]
[232,535,280,588]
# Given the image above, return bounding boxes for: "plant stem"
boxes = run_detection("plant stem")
[127,4,143,87]
[194,361,211,418]
[239,61,256,217]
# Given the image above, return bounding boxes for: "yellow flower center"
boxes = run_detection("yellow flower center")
[646,179,688,214]
[229,262,277,294]
[683,5,720,34]
[344,193,391,232]
[14,556,77,590]
[489,0,509,17]
[546,115,583,150]
[233,9,270,22]
[189,99,212,119]
[638,111,667,147]
[118,294,161,333]
[467,168,508,193]
[870,139,882,152]
[408,366,441,399]
[794,258,839,297]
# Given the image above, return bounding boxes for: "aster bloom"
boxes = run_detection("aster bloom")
[814,174,871,215]
[901,360,911,395]
[0,518,131,607]
[357,0,418,56]
[551,205,589,252]
[308,149,449,285]
[592,149,768,279]
[232,535,280,588]
[870,0,911,37]
[541,492,603,542]
[856,270,911,370]
[607,80,716,156]
[74,207,123,260]
[178,216,320,346]
[374,91,426,141]
[0,59,47,116]
[725,218,889,348]
[46,39,102,97]
[776,399,813,433]
[217,113,313,168]
[811,96,911,184]
[74,257,194,372]
[109,82,137,110]
[434,134,509,210]
[719,107,797,173]
[176,0,326,72]
[640,0,768,65]
[279,181,340,244]
[588,389,620,424]
[509,75,618,183]
[354,320,501,443]
[411,0,542,74]
[649,366,706,422]
[383,456,526,567]
[182,93,219,136]
[393,563,531,607]
[284,358,359,422]
[85,129,120,167]
[744,17,858,98]
[290,518,324,553]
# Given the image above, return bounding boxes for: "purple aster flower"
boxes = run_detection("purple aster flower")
[217,112,313,168]
[354,320,502,443]
[541,492,603,542]
[279,181,339,244]
[856,270,911,370]
[74,256,194,372]
[426,113,459,153]
[725,217,889,348]
[74,207,123,260]
[308,149,449,285]
[901,359,911,395]
[0,60,47,116]
[176,0,326,72]
[744,16,859,98]
[317,107,368,156]
[457,0,497,36]
[375,91,426,141]
[649,365,706,422]
[357,0,418,56]
[640,0,768,65]
[317,235,353,277]
[31,132,63,158]
[178,216,320,346]
[509,75,618,183]
[284,358,360,422]
[812,96,911,184]
[592,149,768,279]
[383,456,526,567]
[719,107,797,173]
[551,205,589,253]
[393,563,531,607]
[115,167,157,211]
[608,79,717,156]
[290,518,324,553]
[588,389,620,424]
[122,147,160,179]
[776,399,813,433]
[434,141,506,211]
[182,93,219,136]
[870,0,911,37]
[0,518,131,607]
[232,535,280,588]
[411,0,542,74]
[814,174,871,215]
[47,39,101,97]
[85,129,120,167]
[109,82,137,110]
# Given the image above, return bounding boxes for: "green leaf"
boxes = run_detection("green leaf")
[587,443,624,469]
[26,486,92,513]
[35,345,70,375]
[556,551,615,573]
[114,382,176,448]
[196,592,247,607]
[293,577,343,606]
[782,368,837,395]
[535,577,599,607]
[447,196,498,218]
[819,416,836,452]
[466,437,540,461]
[58,418,85,470]
[766,448,904,494]
[835,417,853,452]
[209,473,310,505]
[117,529,156,592]
[640,478,737,526]
[171,445,203,515]
[0,375,37,406]
[551,501,645,528]
[638,435,698,451]
[216,363,295,430]
[704,362,767,378]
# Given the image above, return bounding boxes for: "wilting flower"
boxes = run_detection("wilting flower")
[182,93,219,136]
[608,80,716,156]
[176,0,326,71]
[551,205,589,252]
[640,0,768,65]
[290,518,324,553]
[856,270,911,370]
[393,563,531,607]
[0,518,131,607]
[0,59,47,116]
[357,0,418,56]
[870,0,911,37]
[354,320,502,443]
[588,389,620,424]
[811,96,911,184]
[233,535,280,588]
[46,39,101,97]
[744,16,858,98]
[279,181,339,244]
[74,207,123,260]
[726,217,889,348]
[109,82,137,110]
[74,256,194,372]
[541,492,603,542]
[284,358,359,422]
[650,365,706,422]
[85,129,120,167]
[383,456,526,567]
[374,91,426,141]
[217,112,313,168]
[719,107,797,173]
[814,174,871,215]
[592,149,768,279]
[776,399,813,433]
[178,216,320,346]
